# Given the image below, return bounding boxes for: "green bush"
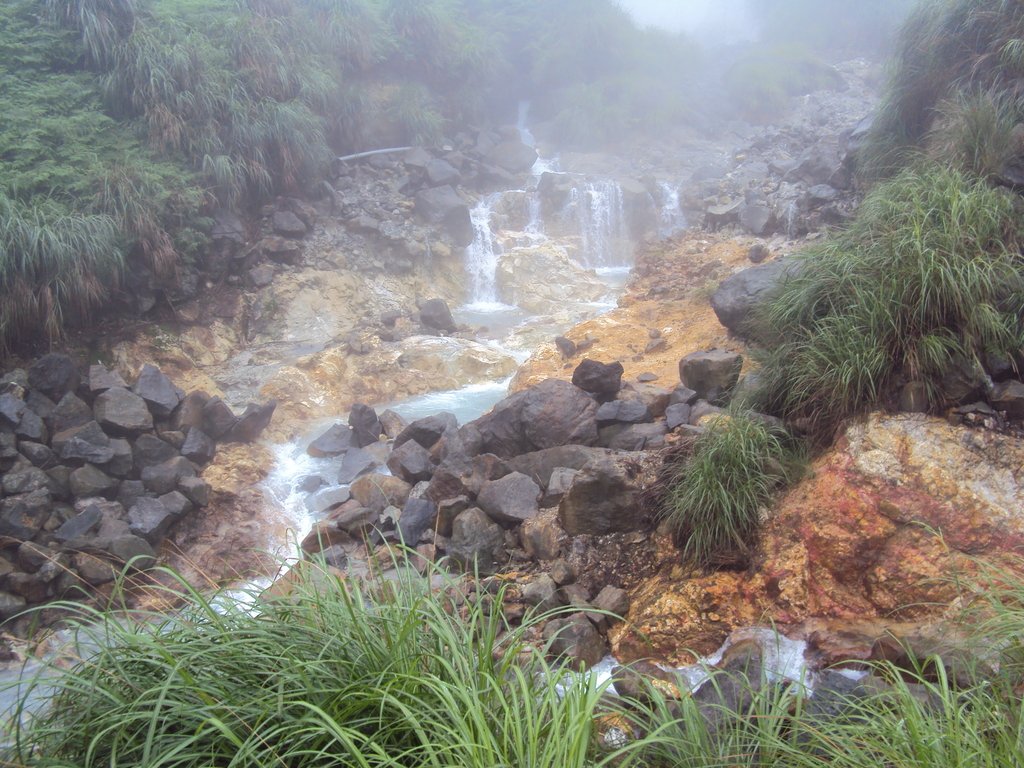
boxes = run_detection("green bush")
[662,412,801,566]
[752,162,1024,443]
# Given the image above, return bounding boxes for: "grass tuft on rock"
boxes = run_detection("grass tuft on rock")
[751,161,1024,444]
[662,412,801,567]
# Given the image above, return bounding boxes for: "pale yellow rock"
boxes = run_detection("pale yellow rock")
[496,245,608,314]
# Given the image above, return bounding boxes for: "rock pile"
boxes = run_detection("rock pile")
[0,354,275,626]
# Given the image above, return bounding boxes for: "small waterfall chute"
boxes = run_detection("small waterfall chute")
[658,181,687,237]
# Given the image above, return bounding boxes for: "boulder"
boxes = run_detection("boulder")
[3,464,51,496]
[599,422,668,451]
[180,428,216,464]
[337,448,379,485]
[14,407,47,444]
[133,364,182,418]
[506,445,618,490]
[27,354,78,400]
[87,365,128,395]
[395,412,458,451]
[348,403,382,447]
[991,380,1024,419]
[448,508,505,575]
[419,299,457,333]
[595,400,652,426]
[414,186,473,247]
[307,487,351,515]
[105,535,157,569]
[477,472,540,526]
[202,396,238,439]
[53,505,104,543]
[141,456,196,495]
[49,393,93,435]
[172,391,210,432]
[52,421,114,465]
[19,442,55,469]
[471,380,599,459]
[0,394,24,428]
[0,489,52,540]
[711,259,798,339]
[272,210,308,238]
[665,403,692,430]
[226,401,276,443]
[128,497,179,544]
[350,474,412,514]
[132,434,179,470]
[425,158,461,187]
[522,574,562,612]
[543,614,607,670]
[379,409,409,440]
[488,140,538,174]
[307,423,354,458]
[571,360,624,401]
[178,476,210,507]
[386,440,435,484]
[260,235,302,264]
[399,498,436,545]
[678,350,743,405]
[69,464,118,499]
[93,387,153,436]
[107,438,134,477]
[495,246,608,314]
[558,452,645,536]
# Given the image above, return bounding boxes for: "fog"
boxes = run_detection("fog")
[618,0,759,43]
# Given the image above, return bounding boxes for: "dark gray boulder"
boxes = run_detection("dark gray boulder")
[419,299,457,333]
[49,392,93,435]
[992,380,1024,419]
[542,614,607,670]
[141,456,196,495]
[414,186,473,247]
[128,498,179,545]
[180,428,216,464]
[0,489,52,540]
[386,439,435,484]
[711,259,799,339]
[87,365,128,395]
[448,507,505,575]
[178,476,210,507]
[307,423,353,458]
[272,210,307,238]
[599,422,668,451]
[595,400,652,426]
[132,434,179,471]
[201,396,238,439]
[28,354,78,401]
[53,421,114,465]
[477,472,540,526]
[488,141,538,174]
[395,412,458,450]
[337,448,379,485]
[398,498,436,545]
[348,403,382,448]
[571,360,624,401]
[0,394,24,428]
[133,364,182,418]
[225,401,275,443]
[69,464,118,499]
[19,442,56,469]
[558,452,645,536]
[678,350,744,405]
[425,158,461,187]
[3,464,51,496]
[94,387,154,436]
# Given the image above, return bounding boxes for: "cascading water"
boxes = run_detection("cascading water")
[568,180,631,269]
[463,195,506,309]
[658,181,687,237]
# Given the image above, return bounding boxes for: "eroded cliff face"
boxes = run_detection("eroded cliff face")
[612,413,1024,665]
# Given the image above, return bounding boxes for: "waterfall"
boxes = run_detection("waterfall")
[569,180,630,269]
[464,195,506,309]
[658,181,687,237]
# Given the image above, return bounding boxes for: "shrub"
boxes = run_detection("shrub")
[752,162,1024,443]
[662,412,801,566]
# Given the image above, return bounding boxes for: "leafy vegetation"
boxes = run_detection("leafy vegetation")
[862,0,1024,178]
[662,411,802,566]
[723,45,847,122]
[750,162,1024,444]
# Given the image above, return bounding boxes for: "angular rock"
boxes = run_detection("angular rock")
[599,422,668,451]
[178,476,210,507]
[991,380,1024,419]
[28,354,78,400]
[350,474,412,514]
[49,392,93,435]
[105,535,157,569]
[711,259,799,339]
[53,505,104,543]
[595,400,652,426]
[558,453,645,536]
[131,433,179,471]
[471,379,599,458]
[337,448,379,485]
[0,592,26,620]
[679,350,743,405]
[128,497,178,544]
[69,464,118,499]
[117,479,147,510]
[399,498,436,545]
[225,400,276,443]
[0,489,52,540]
[132,364,182,418]
[386,440,435,484]
[522,574,562,612]
[307,423,353,458]
[3,465,51,496]
[542,467,578,508]
[201,396,238,439]
[395,412,458,451]
[425,158,460,186]
[436,495,472,538]
[488,140,538,174]
[419,298,457,333]
[53,421,114,465]
[477,472,540,526]
[180,427,216,465]
[379,409,409,440]
[93,387,153,435]
[348,403,382,448]
[141,456,196,495]
[308,486,351,515]
[87,365,128,395]
[0,394,25,428]
[19,442,56,469]
[158,490,192,518]
[14,407,47,444]
[414,185,473,247]
[172,391,210,432]
[571,360,624,401]
[272,209,307,238]
[448,508,505,575]
[665,403,692,431]
[543,614,607,670]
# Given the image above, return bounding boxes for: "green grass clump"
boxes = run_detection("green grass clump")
[862,0,1024,178]
[752,162,1024,443]
[663,412,801,566]
[724,45,847,122]
[7,562,640,768]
